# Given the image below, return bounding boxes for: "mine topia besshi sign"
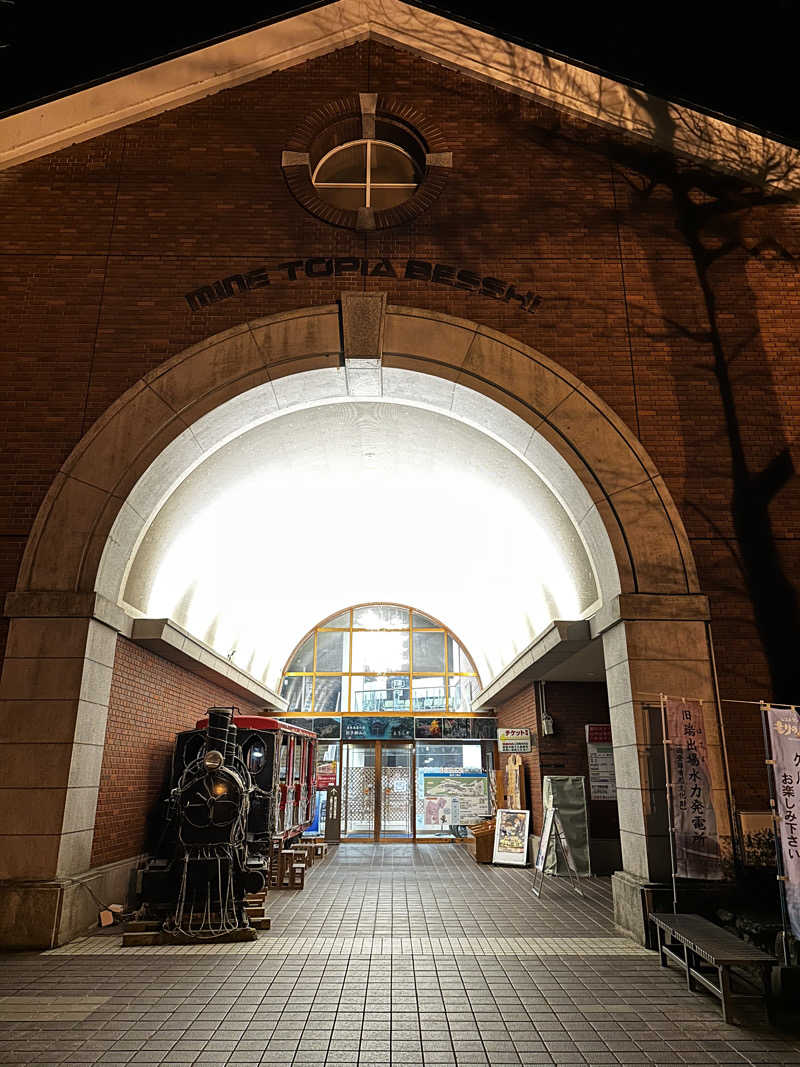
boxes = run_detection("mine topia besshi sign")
[184,257,542,314]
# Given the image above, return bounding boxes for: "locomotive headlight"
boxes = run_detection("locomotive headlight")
[203,750,224,770]
[211,780,229,797]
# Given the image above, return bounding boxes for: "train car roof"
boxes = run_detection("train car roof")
[194,715,316,737]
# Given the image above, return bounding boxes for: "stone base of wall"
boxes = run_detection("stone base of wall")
[0,854,143,949]
[611,869,673,946]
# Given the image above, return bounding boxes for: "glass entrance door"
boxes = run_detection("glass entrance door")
[342,742,376,839]
[380,743,413,839]
[342,741,415,840]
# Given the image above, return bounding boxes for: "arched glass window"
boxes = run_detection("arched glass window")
[312,140,421,210]
[280,604,480,714]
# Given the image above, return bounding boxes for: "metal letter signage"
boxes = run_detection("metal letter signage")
[184,257,542,315]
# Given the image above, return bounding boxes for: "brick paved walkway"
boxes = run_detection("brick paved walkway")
[1,845,798,1066]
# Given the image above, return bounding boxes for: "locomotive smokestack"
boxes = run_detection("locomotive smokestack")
[224,724,238,766]
[206,707,233,757]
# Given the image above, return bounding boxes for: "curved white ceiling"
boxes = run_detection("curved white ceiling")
[122,398,600,688]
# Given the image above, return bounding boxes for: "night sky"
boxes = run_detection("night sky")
[2,0,799,146]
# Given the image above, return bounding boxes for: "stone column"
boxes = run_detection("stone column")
[0,594,119,947]
[595,594,732,943]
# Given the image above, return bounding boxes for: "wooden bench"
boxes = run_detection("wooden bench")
[650,913,776,1024]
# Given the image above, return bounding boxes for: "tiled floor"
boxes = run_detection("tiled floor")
[1,845,799,1066]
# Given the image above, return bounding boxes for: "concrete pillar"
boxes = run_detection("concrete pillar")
[596,594,732,943]
[0,603,119,947]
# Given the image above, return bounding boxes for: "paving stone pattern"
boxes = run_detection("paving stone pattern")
[1,845,799,1066]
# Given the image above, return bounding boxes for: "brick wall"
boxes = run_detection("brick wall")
[537,682,619,841]
[494,685,541,830]
[90,636,265,868]
[495,681,617,841]
[1,39,798,812]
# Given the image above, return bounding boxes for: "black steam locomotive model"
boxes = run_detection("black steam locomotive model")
[140,707,316,939]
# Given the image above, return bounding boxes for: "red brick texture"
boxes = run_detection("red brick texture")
[495,685,542,830]
[90,636,264,867]
[1,40,799,817]
[496,682,618,842]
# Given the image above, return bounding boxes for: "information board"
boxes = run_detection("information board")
[585,723,617,800]
[497,728,531,753]
[421,771,489,827]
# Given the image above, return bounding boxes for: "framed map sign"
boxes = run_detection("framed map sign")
[421,771,489,827]
[492,808,530,865]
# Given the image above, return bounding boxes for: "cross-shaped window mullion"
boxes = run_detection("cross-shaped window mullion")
[366,140,372,208]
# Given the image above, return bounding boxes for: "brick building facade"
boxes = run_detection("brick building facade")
[1,0,798,947]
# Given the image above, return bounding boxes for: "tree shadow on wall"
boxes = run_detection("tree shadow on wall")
[364,11,800,710]
[503,56,800,711]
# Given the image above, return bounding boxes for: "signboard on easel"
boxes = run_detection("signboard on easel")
[534,807,555,873]
[532,807,583,897]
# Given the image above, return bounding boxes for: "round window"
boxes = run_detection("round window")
[282,95,451,230]
[313,139,422,211]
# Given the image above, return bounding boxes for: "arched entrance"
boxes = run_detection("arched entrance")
[0,299,729,947]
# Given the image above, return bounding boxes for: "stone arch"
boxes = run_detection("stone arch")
[0,303,727,949]
[15,304,697,604]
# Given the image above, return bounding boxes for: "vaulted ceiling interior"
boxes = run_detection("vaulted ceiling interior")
[122,399,600,688]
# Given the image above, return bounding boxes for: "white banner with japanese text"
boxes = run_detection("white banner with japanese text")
[664,697,725,880]
[765,705,800,939]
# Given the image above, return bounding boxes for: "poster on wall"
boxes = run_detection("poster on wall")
[585,724,617,800]
[281,717,312,732]
[342,716,414,740]
[415,717,445,739]
[492,809,530,865]
[420,771,489,828]
[497,728,531,753]
[471,717,498,740]
[316,761,338,788]
[663,696,725,880]
[765,704,800,938]
[313,717,341,739]
[443,717,471,739]
[738,811,776,868]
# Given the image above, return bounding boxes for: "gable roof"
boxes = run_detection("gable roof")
[2,0,798,192]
